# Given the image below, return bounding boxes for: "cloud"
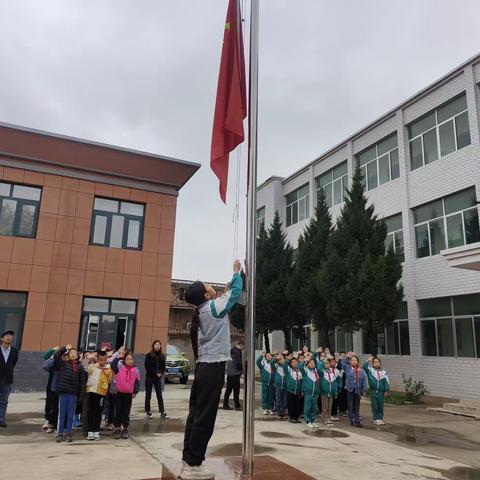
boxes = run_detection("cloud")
[1,0,479,281]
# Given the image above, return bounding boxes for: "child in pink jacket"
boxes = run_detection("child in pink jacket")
[111,350,140,439]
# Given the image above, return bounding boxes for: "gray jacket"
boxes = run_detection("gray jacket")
[226,346,243,376]
[197,273,243,363]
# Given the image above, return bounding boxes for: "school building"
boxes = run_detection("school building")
[257,53,480,400]
[0,122,199,391]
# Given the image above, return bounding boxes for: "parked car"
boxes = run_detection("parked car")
[165,344,190,384]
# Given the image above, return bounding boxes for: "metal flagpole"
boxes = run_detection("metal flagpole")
[242,0,259,476]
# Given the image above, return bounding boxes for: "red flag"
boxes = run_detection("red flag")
[210,0,247,204]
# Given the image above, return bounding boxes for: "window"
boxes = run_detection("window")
[285,184,309,227]
[356,134,399,191]
[256,206,265,232]
[90,198,145,250]
[408,93,471,170]
[419,293,480,357]
[0,291,27,350]
[362,302,410,355]
[384,213,404,261]
[316,161,348,208]
[413,187,479,258]
[0,182,41,238]
[79,297,137,351]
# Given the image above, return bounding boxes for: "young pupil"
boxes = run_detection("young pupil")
[256,351,275,415]
[334,352,348,417]
[111,349,140,439]
[284,355,303,423]
[86,350,113,440]
[42,346,60,433]
[301,357,321,428]
[363,355,390,425]
[329,356,343,421]
[53,345,85,442]
[341,352,368,427]
[273,354,287,419]
[317,357,339,426]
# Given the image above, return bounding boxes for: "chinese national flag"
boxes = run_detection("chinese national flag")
[210,0,247,204]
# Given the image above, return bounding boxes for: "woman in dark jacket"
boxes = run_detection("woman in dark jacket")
[54,345,85,442]
[144,340,166,419]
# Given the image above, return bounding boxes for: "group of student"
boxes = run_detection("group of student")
[41,339,167,443]
[257,346,390,428]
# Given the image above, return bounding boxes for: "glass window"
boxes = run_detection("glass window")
[409,93,470,170]
[378,155,390,185]
[475,317,480,358]
[111,299,136,314]
[444,188,476,215]
[455,318,475,357]
[0,182,41,238]
[390,149,400,180]
[367,161,378,190]
[421,320,437,356]
[413,199,444,224]
[285,184,310,227]
[453,294,480,316]
[415,223,430,258]
[384,214,404,260]
[399,321,410,355]
[386,323,397,355]
[316,161,348,208]
[256,206,266,231]
[419,297,452,318]
[83,297,110,312]
[446,213,464,248]
[437,318,454,356]
[0,291,27,350]
[464,208,480,244]
[91,197,145,250]
[429,219,445,255]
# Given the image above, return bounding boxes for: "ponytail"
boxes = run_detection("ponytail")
[190,307,200,361]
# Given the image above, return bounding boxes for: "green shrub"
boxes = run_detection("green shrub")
[402,375,429,402]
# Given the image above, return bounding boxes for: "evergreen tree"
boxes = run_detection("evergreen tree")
[255,224,271,351]
[318,167,403,354]
[287,189,333,345]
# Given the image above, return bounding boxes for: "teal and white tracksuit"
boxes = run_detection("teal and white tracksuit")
[362,362,390,421]
[301,364,321,424]
[256,356,275,410]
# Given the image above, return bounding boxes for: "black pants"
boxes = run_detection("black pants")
[87,393,104,432]
[183,362,225,467]
[287,392,303,421]
[317,393,323,414]
[46,391,59,427]
[114,392,133,429]
[332,388,347,415]
[107,393,116,424]
[223,375,241,408]
[347,391,361,424]
[145,377,164,414]
[82,393,90,433]
[45,378,53,420]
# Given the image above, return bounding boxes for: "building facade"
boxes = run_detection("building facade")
[257,53,480,400]
[0,122,199,390]
[168,279,244,365]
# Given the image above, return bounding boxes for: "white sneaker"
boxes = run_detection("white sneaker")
[377,420,386,425]
[331,416,340,421]
[93,431,100,440]
[145,412,153,419]
[312,422,320,428]
[306,423,315,428]
[179,463,215,479]
[87,432,95,441]
[262,410,268,415]
[42,420,50,430]
[268,410,275,416]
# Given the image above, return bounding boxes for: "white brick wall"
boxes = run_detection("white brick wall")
[257,55,480,400]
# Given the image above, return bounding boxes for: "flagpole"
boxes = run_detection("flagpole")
[242,0,259,476]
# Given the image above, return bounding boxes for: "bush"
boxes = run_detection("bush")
[402,375,429,403]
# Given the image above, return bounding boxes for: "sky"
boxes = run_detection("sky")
[1,0,480,282]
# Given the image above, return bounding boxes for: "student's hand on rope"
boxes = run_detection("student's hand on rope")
[233,259,241,273]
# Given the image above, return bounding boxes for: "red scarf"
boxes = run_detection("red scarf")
[71,360,77,375]
[353,367,359,383]
[327,370,332,383]
[313,369,319,383]
[376,370,381,380]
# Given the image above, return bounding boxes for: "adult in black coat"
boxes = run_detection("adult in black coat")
[223,341,244,410]
[0,330,19,427]
[144,340,166,418]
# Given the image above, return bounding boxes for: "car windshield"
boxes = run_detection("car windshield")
[167,345,180,356]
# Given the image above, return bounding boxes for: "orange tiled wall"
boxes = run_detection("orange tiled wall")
[0,165,176,353]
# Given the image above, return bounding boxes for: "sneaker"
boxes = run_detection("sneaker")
[64,433,73,443]
[234,405,242,411]
[121,429,129,439]
[377,420,386,426]
[331,416,340,421]
[93,432,100,440]
[46,426,54,434]
[354,422,363,428]
[42,420,50,430]
[326,422,333,427]
[261,410,268,415]
[222,405,232,410]
[312,422,320,428]
[114,428,121,439]
[145,412,153,419]
[55,434,64,443]
[306,423,315,428]
[340,412,348,417]
[87,432,95,441]
[179,463,215,480]
[268,410,275,416]
[161,412,168,419]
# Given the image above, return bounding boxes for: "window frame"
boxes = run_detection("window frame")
[408,94,470,170]
[413,188,479,258]
[285,184,310,227]
[256,206,266,232]
[0,182,42,239]
[384,213,404,262]
[0,291,28,350]
[357,135,399,192]
[89,197,145,250]
[316,161,348,208]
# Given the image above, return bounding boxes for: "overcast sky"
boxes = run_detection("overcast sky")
[1,0,480,282]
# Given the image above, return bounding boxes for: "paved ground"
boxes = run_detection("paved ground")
[1,382,479,480]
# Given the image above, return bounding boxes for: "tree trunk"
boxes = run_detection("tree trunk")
[263,330,271,353]
[283,328,292,353]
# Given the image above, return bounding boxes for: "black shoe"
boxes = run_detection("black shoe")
[0,422,7,428]
[114,428,121,439]
[121,429,129,439]
[64,433,73,442]
[160,412,168,419]
[234,405,242,411]
[55,434,64,443]
[223,405,232,410]
[354,422,363,428]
